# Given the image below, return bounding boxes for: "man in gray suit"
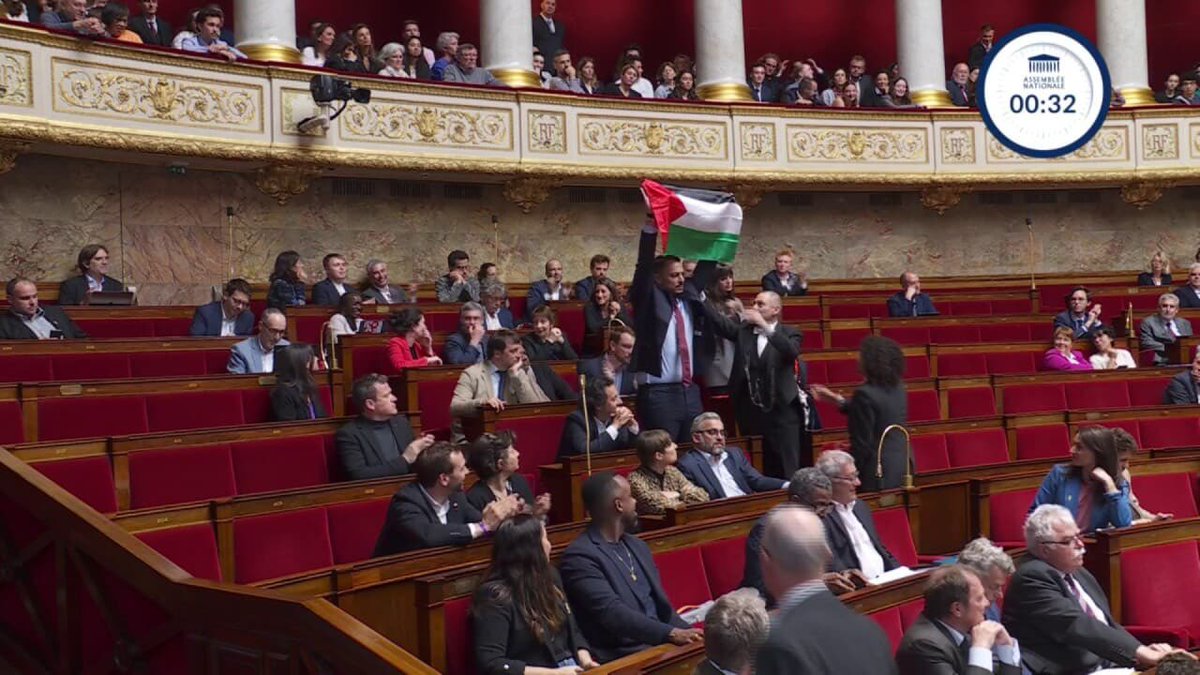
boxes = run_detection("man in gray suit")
[226,308,289,374]
[1139,292,1193,365]
[1164,349,1200,405]
[897,565,1022,675]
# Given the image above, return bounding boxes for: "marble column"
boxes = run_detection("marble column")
[1097,0,1154,106]
[694,0,751,101]
[234,0,299,64]
[895,0,952,107]
[481,0,540,88]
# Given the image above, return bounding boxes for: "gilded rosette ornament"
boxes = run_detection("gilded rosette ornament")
[254,164,323,205]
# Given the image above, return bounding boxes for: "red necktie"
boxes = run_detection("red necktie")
[672,301,692,386]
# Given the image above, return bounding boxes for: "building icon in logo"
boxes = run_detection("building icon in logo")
[1027,54,1061,73]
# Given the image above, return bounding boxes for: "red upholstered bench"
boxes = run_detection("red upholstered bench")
[805,361,829,384]
[987,487,1038,548]
[899,599,925,630]
[134,523,223,582]
[146,390,245,432]
[130,351,210,378]
[350,345,392,381]
[653,546,713,613]
[73,319,155,338]
[869,606,904,653]
[987,352,1037,374]
[38,395,149,442]
[814,399,846,431]
[908,390,941,423]
[800,328,826,350]
[829,327,871,350]
[906,355,931,379]
[327,497,392,564]
[824,357,861,385]
[880,327,930,347]
[443,595,474,675]
[128,444,237,509]
[1064,380,1130,411]
[911,434,950,473]
[50,353,133,380]
[938,353,988,377]
[0,356,54,382]
[33,456,118,513]
[231,435,330,494]
[232,507,334,584]
[0,398,24,445]
[947,387,996,419]
[1119,541,1200,647]
[1139,418,1200,451]
[1014,425,1070,461]
[873,507,920,568]
[1002,383,1066,415]
[781,303,822,321]
[1127,378,1170,407]
[1099,420,1142,449]
[929,325,981,344]
[700,536,748,598]
[945,428,1009,468]
[1131,473,1198,518]
[827,304,877,319]
[417,377,460,439]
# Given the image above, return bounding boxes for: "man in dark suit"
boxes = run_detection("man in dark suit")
[701,290,805,477]
[695,588,769,675]
[967,24,995,72]
[558,375,638,459]
[1164,349,1200,405]
[1051,286,1105,339]
[630,217,714,442]
[526,259,572,316]
[0,277,87,340]
[678,412,785,499]
[755,505,897,674]
[372,441,519,556]
[1003,504,1184,673]
[336,374,435,480]
[59,244,124,305]
[559,472,701,662]
[311,253,350,306]
[128,0,171,46]
[897,565,1022,675]
[480,282,515,330]
[1174,263,1200,308]
[444,302,488,365]
[577,324,636,396]
[361,259,413,305]
[1139,293,1193,365]
[747,63,779,104]
[190,278,254,337]
[948,62,972,107]
[817,450,901,579]
[760,248,807,297]
[531,0,564,74]
[571,254,611,302]
[887,271,940,317]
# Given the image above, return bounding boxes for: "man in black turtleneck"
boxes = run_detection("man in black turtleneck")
[335,373,434,480]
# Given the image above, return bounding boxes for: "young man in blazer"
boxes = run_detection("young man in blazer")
[577,324,637,396]
[1140,292,1193,365]
[310,253,350,306]
[677,412,785,499]
[1164,349,1200,405]
[59,244,123,305]
[557,375,638,459]
[190,278,254,337]
[0,277,87,340]
[335,374,434,480]
[128,0,172,46]
[449,330,548,441]
[372,442,518,556]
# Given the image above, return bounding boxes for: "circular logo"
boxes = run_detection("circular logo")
[977,24,1111,158]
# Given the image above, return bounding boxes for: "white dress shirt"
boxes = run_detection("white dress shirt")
[18,310,57,339]
[640,297,693,385]
[485,312,503,330]
[632,77,655,98]
[706,450,746,498]
[834,501,885,579]
[419,485,483,538]
[937,620,1021,671]
[258,344,275,374]
[490,367,504,398]
[755,321,778,357]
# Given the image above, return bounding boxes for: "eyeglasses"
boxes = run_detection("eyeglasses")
[698,428,725,436]
[833,473,860,483]
[1040,533,1083,546]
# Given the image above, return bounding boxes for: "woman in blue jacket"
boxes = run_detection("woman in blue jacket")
[1031,426,1133,532]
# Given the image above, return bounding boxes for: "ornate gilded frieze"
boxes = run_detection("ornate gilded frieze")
[503,176,560,213]
[738,123,776,162]
[340,100,513,150]
[578,115,727,159]
[986,128,1128,163]
[51,58,262,131]
[939,127,976,164]
[786,127,928,163]
[527,110,566,154]
[0,48,33,108]
[1141,124,1178,161]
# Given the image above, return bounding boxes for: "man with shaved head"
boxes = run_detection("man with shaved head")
[701,290,806,478]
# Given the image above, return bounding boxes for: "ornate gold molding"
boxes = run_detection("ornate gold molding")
[254,164,323,204]
[0,140,31,175]
[987,128,1128,163]
[788,127,928,162]
[1120,180,1171,210]
[503,176,559,213]
[238,43,301,65]
[728,184,767,211]
[920,186,971,215]
[738,122,776,162]
[578,116,727,159]
[939,127,976,164]
[489,68,541,89]
[697,82,752,102]
[526,110,566,154]
[341,101,513,150]
[0,47,33,108]
[1142,124,1179,161]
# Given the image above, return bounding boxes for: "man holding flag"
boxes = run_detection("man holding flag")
[633,181,743,442]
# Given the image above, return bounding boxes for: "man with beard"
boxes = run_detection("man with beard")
[372,441,519,556]
[559,472,702,662]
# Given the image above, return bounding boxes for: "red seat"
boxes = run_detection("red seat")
[824,358,861,385]
[1139,418,1200,451]
[327,497,392,565]
[992,299,1033,314]
[146,391,245,432]
[1064,381,1130,411]
[1002,384,1066,414]
[906,356,930,379]
[292,316,327,349]
[1014,425,1070,461]
[899,599,925,630]
[938,353,988,377]
[947,387,995,419]
[1127,379,1170,407]
[653,547,713,611]
[989,324,1035,342]
[780,303,821,321]
[134,524,222,582]
[814,399,846,431]
[945,429,1009,468]
[941,300,990,316]
[151,318,193,337]
[231,435,330,494]
[1101,420,1142,449]
[804,361,829,384]
[239,388,273,425]
[700,536,747,598]
[495,415,569,470]
[74,319,154,338]
[350,346,392,382]
[1119,542,1200,647]
[38,395,149,441]
[128,444,236,509]
[987,488,1039,548]
[50,353,132,381]
[801,329,825,350]
[0,356,54,383]
[830,328,871,350]
[0,400,24,445]
[32,457,118,513]
[232,508,334,583]
[911,434,950,473]
[986,352,1037,375]
[556,307,586,354]
[869,606,904,653]
[872,507,918,568]
[879,327,929,347]
[444,595,474,675]
[907,390,941,423]
[929,325,979,344]
[1131,473,1198,518]
[130,351,210,378]
[829,304,874,319]
[417,378,460,438]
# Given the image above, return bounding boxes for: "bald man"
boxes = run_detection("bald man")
[701,291,807,478]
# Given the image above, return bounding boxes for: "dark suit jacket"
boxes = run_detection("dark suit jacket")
[531,361,577,402]
[189,301,254,337]
[967,41,991,71]
[824,500,901,574]
[1164,370,1199,405]
[676,447,785,499]
[630,230,713,381]
[444,331,485,365]
[464,473,535,513]
[558,527,688,663]
[310,279,346,306]
[757,589,898,675]
[525,279,569,317]
[1136,272,1172,287]
[373,482,482,556]
[840,383,909,492]
[578,357,636,396]
[269,385,328,422]
[267,279,306,310]
[0,306,88,340]
[761,271,807,296]
[58,275,123,305]
[521,334,575,362]
[472,573,589,672]
[747,81,780,103]
[334,415,417,480]
[128,15,172,46]
[362,285,411,305]
[887,292,940,317]
[1174,285,1200,309]
[1052,311,1105,339]
[531,14,565,67]
[948,80,970,106]
[584,302,633,335]
[557,409,637,459]
[897,613,1022,675]
[703,308,802,417]
[1002,559,1141,674]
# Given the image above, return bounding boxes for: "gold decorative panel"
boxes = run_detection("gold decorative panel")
[739,123,776,161]
[340,101,513,150]
[1189,123,1200,158]
[786,127,928,162]
[1141,124,1178,161]
[986,128,1128,163]
[577,115,727,159]
[0,48,32,107]
[527,110,566,153]
[51,58,262,131]
[939,127,975,164]
[280,88,324,136]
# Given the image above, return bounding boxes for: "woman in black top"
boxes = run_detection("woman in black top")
[812,335,909,492]
[600,62,642,98]
[668,70,699,101]
[267,250,307,310]
[401,35,431,79]
[464,431,550,517]
[583,279,632,335]
[270,344,327,421]
[326,32,370,73]
[522,305,578,362]
[1136,252,1172,287]
[471,514,595,674]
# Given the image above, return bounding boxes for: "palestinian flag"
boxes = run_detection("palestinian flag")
[640,180,743,264]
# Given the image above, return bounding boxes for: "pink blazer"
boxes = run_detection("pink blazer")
[1042,348,1093,372]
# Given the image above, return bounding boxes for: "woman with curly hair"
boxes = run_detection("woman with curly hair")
[812,336,909,491]
[267,250,307,310]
